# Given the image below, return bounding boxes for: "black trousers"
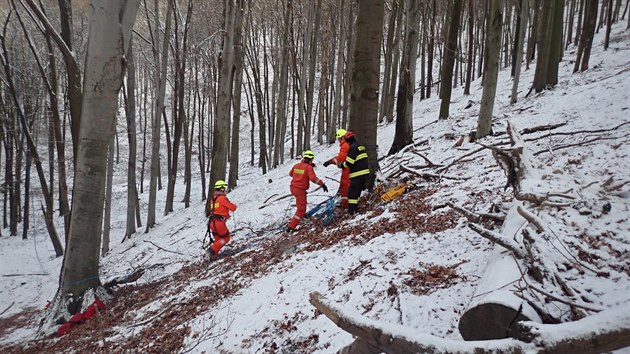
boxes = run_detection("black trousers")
[347,175,368,214]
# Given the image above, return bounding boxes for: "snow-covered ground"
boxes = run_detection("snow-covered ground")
[1,22,629,354]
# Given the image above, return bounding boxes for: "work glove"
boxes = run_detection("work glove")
[321,184,329,192]
[323,160,331,167]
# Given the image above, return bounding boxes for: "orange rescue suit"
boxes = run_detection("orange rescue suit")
[208,190,237,255]
[288,160,324,230]
[330,139,350,208]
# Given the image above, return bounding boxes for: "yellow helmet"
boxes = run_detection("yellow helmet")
[303,150,315,159]
[335,129,347,139]
[214,180,228,189]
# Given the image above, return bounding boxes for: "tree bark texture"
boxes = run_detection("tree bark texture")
[349,0,384,191]
[146,0,172,231]
[511,0,529,104]
[438,0,463,119]
[389,0,419,155]
[476,0,503,139]
[54,0,139,320]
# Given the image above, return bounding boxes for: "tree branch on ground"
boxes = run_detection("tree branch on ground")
[519,122,567,134]
[409,149,442,167]
[525,120,630,142]
[436,146,486,173]
[399,164,469,180]
[533,133,630,156]
[602,177,630,192]
[468,223,526,259]
[447,202,506,224]
[144,240,187,256]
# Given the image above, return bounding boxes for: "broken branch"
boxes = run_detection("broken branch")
[468,223,526,259]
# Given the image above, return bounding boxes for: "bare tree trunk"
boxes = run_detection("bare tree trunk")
[228,0,245,190]
[546,0,564,86]
[39,0,139,333]
[0,125,3,237]
[304,0,322,150]
[426,0,436,98]
[244,12,269,174]
[477,0,503,139]
[531,0,563,91]
[272,0,291,167]
[210,0,237,189]
[386,1,404,123]
[124,43,139,240]
[146,0,172,231]
[342,3,356,129]
[604,0,613,49]
[527,0,541,68]
[439,0,463,120]
[165,0,193,215]
[464,0,475,95]
[575,0,585,46]
[331,0,346,141]
[102,131,115,255]
[389,0,419,155]
[511,0,529,104]
[574,0,598,72]
[193,57,207,198]
[379,0,400,124]
[297,0,313,153]
[566,0,576,48]
[23,148,30,240]
[349,0,384,191]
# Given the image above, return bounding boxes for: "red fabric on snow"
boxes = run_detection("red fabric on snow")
[68,312,84,324]
[56,322,75,337]
[83,299,105,320]
[55,299,106,336]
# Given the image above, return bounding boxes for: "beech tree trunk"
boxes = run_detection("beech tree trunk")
[39,0,140,333]
[349,0,384,191]
[476,0,503,139]
[228,0,245,189]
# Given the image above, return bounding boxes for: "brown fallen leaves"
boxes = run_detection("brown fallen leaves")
[1,182,459,354]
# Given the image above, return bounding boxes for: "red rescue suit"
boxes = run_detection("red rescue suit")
[208,190,237,255]
[288,160,325,230]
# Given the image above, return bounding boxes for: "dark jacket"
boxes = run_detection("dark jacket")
[343,137,370,179]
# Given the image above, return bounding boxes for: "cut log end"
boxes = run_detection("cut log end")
[459,302,533,341]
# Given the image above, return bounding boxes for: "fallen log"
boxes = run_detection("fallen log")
[310,291,630,354]
[309,291,530,354]
[457,251,541,341]
[460,201,543,341]
[517,305,630,354]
